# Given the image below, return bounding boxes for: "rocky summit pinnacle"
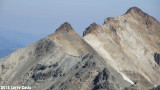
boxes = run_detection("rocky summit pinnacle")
[125,6,159,29]
[125,6,144,15]
[83,23,99,36]
[124,6,151,19]
[55,22,73,33]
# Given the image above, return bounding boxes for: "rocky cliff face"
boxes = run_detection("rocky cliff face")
[83,7,160,89]
[0,7,160,90]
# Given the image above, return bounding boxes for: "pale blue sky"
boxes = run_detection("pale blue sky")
[0,0,160,36]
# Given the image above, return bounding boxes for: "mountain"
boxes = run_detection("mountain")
[0,7,160,90]
[83,7,160,89]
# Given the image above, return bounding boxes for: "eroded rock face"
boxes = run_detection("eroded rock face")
[93,68,115,90]
[83,6,160,89]
[0,7,160,90]
[34,38,56,58]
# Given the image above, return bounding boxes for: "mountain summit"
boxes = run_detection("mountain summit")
[55,22,73,33]
[83,23,99,36]
[0,7,160,90]
[125,6,144,15]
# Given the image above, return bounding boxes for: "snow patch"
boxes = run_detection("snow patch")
[119,72,134,84]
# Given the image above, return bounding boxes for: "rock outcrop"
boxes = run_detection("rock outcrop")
[0,7,160,90]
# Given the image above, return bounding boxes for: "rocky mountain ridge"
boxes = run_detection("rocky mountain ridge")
[0,7,160,90]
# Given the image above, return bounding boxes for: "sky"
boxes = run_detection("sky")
[0,0,160,36]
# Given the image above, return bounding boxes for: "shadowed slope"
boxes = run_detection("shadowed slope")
[0,22,131,90]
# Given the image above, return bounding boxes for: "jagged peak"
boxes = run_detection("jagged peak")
[83,23,99,36]
[126,7,142,13]
[55,22,74,33]
[125,7,148,17]
[125,7,159,26]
